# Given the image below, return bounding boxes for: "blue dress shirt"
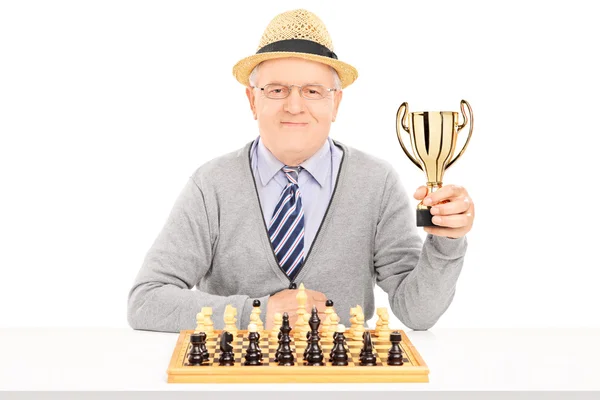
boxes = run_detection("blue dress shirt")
[250,136,343,254]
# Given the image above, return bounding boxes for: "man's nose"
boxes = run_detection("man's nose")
[284,87,305,114]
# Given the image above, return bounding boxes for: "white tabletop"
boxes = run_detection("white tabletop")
[1,327,599,391]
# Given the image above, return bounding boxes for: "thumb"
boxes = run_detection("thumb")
[413,186,428,200]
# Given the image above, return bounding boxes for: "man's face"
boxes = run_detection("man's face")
[246,58,343,164]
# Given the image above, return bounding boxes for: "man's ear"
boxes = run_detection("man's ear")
[332,90,343,122]
[246,87,257,120]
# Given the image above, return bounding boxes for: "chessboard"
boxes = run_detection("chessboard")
[167,329,429,383]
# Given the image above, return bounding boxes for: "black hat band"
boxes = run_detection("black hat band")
[256,39,338,60]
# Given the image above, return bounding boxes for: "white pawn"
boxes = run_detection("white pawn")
[223,304,238,337]
[250,299,264,332]
[320,299,335,336]
[349,305,359,336]
[327,312,340,340]
[352,307,365,341]
[374,307,391,338]
[195,310,205,333]
[202,307,216,338]
[270,312,283,339]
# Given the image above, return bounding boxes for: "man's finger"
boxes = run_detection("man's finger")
[423,184,465,206]
[432,213,470,229]
[413,186,428,200]
[430,196,471,216]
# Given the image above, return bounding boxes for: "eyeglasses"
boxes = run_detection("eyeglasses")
[252,83,337,100]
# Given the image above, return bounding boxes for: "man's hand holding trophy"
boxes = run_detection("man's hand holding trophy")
[396,100,475,239]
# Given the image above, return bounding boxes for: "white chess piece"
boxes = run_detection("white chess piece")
[270,312,283,339]
[195,311,205,333]
[223,304,238,337]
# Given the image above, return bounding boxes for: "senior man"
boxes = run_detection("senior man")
[127,9,474,333]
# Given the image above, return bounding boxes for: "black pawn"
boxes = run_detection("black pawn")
[303,330,311,361]
[330,330,349,366]
[244,330,262,366]
[218,331,235,366]
[277,312,295,366]
[359,331,377,366]
[329,331,348,362]
[387,331,404,366]
[188,333,209,366]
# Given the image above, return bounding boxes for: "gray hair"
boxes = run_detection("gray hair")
[248,61,342,90]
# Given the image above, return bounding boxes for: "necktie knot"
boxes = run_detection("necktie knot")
[282,166,300,185]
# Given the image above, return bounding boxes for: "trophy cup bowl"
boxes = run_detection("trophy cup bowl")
[396,100,473,227]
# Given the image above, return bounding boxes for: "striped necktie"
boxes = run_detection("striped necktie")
[268,166,305,279]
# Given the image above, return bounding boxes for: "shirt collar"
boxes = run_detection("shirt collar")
[256,137,284,187]
[299,138,330,187]
[255,136,331,188]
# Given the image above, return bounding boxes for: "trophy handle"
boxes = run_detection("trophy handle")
[446,99,474,169]
[396,102,423,171]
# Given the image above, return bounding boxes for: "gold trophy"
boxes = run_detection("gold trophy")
[396,100,473,226]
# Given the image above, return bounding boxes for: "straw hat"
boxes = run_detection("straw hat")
[232,9,358,89]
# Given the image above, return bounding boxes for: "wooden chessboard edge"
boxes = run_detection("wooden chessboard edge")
[167,373,429,384]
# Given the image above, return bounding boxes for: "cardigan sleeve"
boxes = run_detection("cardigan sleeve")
[127,176,269,333]
[373,167,468,330]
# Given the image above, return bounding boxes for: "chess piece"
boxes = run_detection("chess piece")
[223,304,238,337]
[348,306,357,336]
[202,307,216,338]
[294,283,310,340]
[352,306,365,341]
[387,331,404,366]
[276,312,295,366]
[327,312,340,338]
[374,307,391,338]
[303,330,311,361]
[244,324,263,366]
[270,312,283,339]
[359,331,377,366]
[195,310,205,333]
[329,326,348,362]
[188,332,209,366]
[251,299,264,332]
[305,305,324,366]
[319,299,334,337]
[218,331,235,366]
[330,324,349,366]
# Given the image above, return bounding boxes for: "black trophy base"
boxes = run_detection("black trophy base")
[417,208,434,227]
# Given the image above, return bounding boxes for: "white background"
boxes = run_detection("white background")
[1,0,598,330]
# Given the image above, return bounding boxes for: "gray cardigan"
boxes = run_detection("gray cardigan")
[127,139,468,332]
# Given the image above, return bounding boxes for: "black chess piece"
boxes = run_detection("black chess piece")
[244,329,263,366]
[275,330,283,361]
[387,331,404,366]
[303,330,312,361]
[188,333,209,366]
[305,305,324,366]
[329,331,338,362]
[359,331,377,366]
[359,331,366,359]
[330,329,349,366]
[277,312,295,366]
[329,330,348,362]
[218,331,235,366]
